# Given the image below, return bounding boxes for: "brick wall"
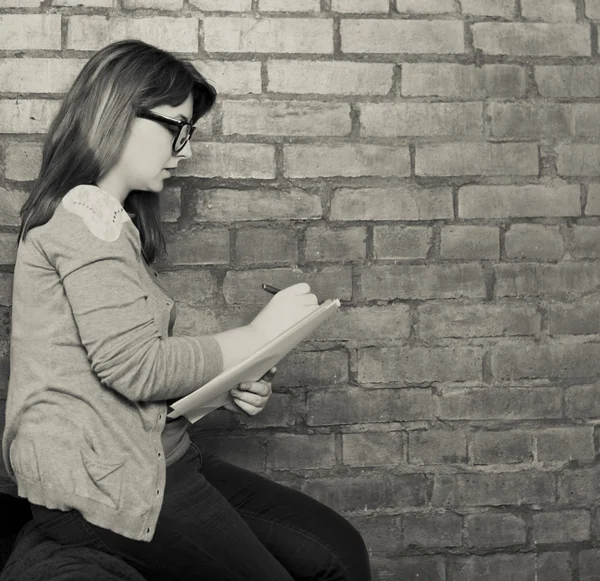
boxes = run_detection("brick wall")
[1,0,600,579]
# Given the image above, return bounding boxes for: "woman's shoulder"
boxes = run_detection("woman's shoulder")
[59,185,133,243]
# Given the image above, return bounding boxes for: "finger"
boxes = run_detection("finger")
[284,282,310,296]
[232,398,262,416]
[239,381,272,396]
[231,389,269,407]
[301,294,318,306]
[260,367,276,381]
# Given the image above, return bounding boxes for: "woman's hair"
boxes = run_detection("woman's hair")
[18,39,216,264]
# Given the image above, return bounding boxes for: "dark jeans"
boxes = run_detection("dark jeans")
[29,441,371,581]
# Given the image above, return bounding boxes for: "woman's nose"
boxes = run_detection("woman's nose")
[178,139,193,160]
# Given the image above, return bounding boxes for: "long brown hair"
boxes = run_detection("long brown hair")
[18,39,216,264]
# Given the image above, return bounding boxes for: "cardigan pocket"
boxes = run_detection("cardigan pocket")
[76,449,125,510]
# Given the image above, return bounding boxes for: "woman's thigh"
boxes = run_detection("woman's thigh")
[32,443,294,581]
[196,447,372,581]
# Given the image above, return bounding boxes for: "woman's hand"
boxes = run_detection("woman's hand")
[223,367,276,416]
[250,283,319,343]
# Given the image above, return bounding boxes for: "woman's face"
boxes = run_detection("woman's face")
[116,92,194,195]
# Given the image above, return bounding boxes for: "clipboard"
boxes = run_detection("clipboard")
[167,298,341,423]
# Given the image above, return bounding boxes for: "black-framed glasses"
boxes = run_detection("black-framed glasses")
[136,109,196,154]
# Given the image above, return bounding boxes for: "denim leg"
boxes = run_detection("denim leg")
[31,443,296,581]
[196,448,372,581]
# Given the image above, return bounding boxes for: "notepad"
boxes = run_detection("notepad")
[167,298,341,423]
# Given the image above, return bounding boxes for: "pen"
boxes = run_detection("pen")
[262,284,281,295]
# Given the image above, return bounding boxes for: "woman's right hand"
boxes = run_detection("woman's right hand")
[249,283,319,343]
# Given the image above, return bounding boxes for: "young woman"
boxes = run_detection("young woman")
[1,40,371,581]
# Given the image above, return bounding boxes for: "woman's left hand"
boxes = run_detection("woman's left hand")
[223,367,276,416]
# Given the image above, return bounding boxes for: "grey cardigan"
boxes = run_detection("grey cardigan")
[2,185,223,541]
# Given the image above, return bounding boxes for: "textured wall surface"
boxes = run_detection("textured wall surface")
[1,0,600,579]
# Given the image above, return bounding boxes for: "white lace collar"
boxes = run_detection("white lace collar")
[61,185,132,242]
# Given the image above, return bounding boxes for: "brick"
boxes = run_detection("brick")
[360,102,483,137]
[67,16,198,53]
[403,512,462,547]
[165,228,229,265]
[0,274,13,307]
[267,60,394,95]
[123,0,182,8]
[402,64,526,98]
[587,0,600,18]
[235,228,298,264]
[192,60,261,95]
[171,304,225,336]
[417,143,539,176]
[534,510,590,543]
[0,100,61,134]
[53,0,112,4]
[492,103,600,139]
[471,431,532,464]
[0,0,40,5]
[549,302,600,335]
[342,432,404,467]
[420,302,540,339]
[395,0,455,13]
[259,0,319,11]
[537,428,595,461]
[521,0,576,21]
[0,59,84,94]
[269,434,335,470]
[308,387,433,425]
[361,264,486,300]
[190,0,251,9]
[461,0,514,17]
[495,263,600,297]
[560,465,600,504]
[158,187,180,223]
[580,550,600,580]
[536,66,600,98]
[153,270,218,304]
[589,184,600,214]
[372,556,444,581]
[279,350,349,387]
[284,144,410,178]
[505,225,564,261]
[0,15,61,50]
[331,187,452,221]
[440,226,499,260]
[341,20,465,54]
[472,23,591,57]
[492,343,600,381]
[180,142,276,179]
[313,305,411,341]
[0,233,18,265]
[349,515,402,557]
[306,473,430,511]
[332,0,388,12]
[464,513,526,548]
[439,387,562,420]
[537,553,571,581]
[566,384,600,418]
[448,554,535,581]
[237,392,296,428]
[459,185,580,218]
[222,101,351,136]
[374,226,431,260]
[409,430,466,464]
[436,472,555,507]
[358,346,483,385]
[558,144,600,176]
[223,267,352,304]
[4,141,42,181]
[204,17,333,53]
[0,188,28,227]
[305,226,366,262]
[572,226,600,258]
[196,188,321,222]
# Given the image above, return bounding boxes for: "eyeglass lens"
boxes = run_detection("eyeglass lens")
[175,125,191,152]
